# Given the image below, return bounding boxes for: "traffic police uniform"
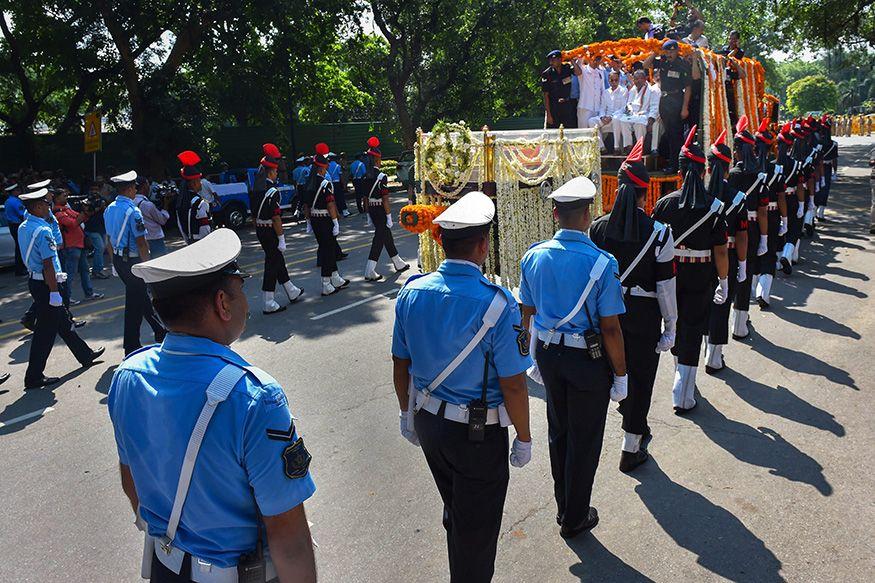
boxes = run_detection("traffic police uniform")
[393,192,531,583]
[104,171,166,355]
[590,140,678,472]
[520,177,626,533]
[292,156,311,218]
[17,188,102,389]
[541,50,577,129]
[652,126,729,413]
[349,155,367,214]
[654,40,692,172]
[304,153,349,296]
[251,144,303,314]
[327,153,348,216]
[4,182,27,275]
[107,229,315,583]
[362,137,409,281]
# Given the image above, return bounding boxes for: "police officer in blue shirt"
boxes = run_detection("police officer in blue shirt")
[349,153,367,214]
[17,188,103,389]
[292,156,311,219]
[108,229,317,582]
[519,176,628,540]
[4,181,28,276]
[392,191,532,583]
[326,152,349,217]
[104,170,166,355]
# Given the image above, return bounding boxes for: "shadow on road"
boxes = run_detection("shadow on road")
[566,535,656,582]
[748,329,858,390]
[0,365,89,436]
[632,458,785,582]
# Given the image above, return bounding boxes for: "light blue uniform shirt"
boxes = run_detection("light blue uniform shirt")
[17,214,61,274]
[292,166,309,186]
[327,161,342,182]
[104,195,146,255]
[107,333,316,568]
[4,195,25,224]
[350,160,366,179]
[520,229,625,334]
[392,260,531,408]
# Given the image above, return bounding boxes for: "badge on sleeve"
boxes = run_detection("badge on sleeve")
[281,438,312,479]
[513,325,530,356]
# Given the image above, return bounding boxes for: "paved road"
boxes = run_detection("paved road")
[1,137,873,582]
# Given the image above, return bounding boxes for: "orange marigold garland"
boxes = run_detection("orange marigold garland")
[400,204,448,240]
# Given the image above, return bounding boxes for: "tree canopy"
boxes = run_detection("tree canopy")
[785,75,840,116]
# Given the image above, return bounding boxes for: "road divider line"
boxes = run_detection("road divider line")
[0,406,55,428]
[310,292,398,321]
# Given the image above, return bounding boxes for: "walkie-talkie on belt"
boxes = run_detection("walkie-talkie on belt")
[467,351,490,442]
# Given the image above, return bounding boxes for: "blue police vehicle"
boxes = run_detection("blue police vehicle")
[208,168,297,230]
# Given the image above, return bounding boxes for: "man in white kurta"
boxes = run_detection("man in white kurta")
[588,72,628,152]
[574,57,605,129]
[615,70,661,153]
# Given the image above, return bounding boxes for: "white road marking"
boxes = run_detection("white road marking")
[310,292,396,321]
[0,406,55,428]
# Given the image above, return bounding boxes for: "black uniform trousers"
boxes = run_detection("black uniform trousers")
[414,407,509,583]
[367,204,399,262]
[758,211,780,277]
[785,194,803,248]
[9,222,27,275]
[547,100,576,129]
[311,216,337,277]
[536,342,611,528]
[25,278,92,384]
[708,248,740,345]
[113,254,165,356]
[332,181,348,213]
[815,164,832,207]
[352,179,367,214]
[735,218,761,313]
[672,262,715,366]
[617,296,663,435]
[659,92,684,170]
[256,227,290,292]
[149,553,278,583]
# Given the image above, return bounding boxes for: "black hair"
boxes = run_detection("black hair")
[636,16,652,25]
[729,30,740,39]
[440,227,490,258]
[555,203,591,223]
[691,19,704,29]
[152,275,238,328]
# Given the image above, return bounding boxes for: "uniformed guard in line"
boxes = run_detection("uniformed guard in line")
[815,115,838,221]
[751,118,783,309]
[17,188,104,389]
[520,177,627,538]
[107,229,317,583]
[362,136,409,281]
[349,152,367,214]
[392,191,532,583]
[590,140,678,473]
[778,120,808,274]
[176,151,213,244]
[104,171,167,355]
[800,116,822,239]
[704,130,749,374]
[775,121,800,275]
[304,150,350,296]
[541,50,577,129]
[653,126,729,413]
[251,143,304,314]
[292,155,312,219]
[4,181,28,276]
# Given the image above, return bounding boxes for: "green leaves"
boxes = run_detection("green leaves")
[785,75,840,116]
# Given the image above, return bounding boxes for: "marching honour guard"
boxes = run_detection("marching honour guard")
[520,177,628,537]
[752,118,783,309]
[776,121,802,276]
[653,126,729,414]
[304,146,349,296]
[104,170,167,356]
[252,143,304,314]
[362,136,409,281]
[108,229,317,582]
[705,130,749,373]
[392,191,532,583]
[18,188,104,389]
[590,139,678,472]
[176,150,213,244]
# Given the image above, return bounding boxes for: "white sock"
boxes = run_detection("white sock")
[622,432,642,453]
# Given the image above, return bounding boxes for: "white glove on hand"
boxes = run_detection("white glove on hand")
[111,264,118,277]
[713,277,729,304]
[655,322,676,353]
[758,172,768,183]
[796,204,804,219]
[526,327,543,384]
[49,291,63,307]
[332,218,340,237]
[757,234,768,256]
[305,220,313,234]
[737,259,747,283]
[386,214,393,228]
[820,176,826,188]
[399,411,420,447]
[277,235,287,252]
[610,375,628,402]
[509,437,532,468]
[779,216,788,236]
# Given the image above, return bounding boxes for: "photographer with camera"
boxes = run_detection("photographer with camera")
[53,188,104,302]
[134,176,173,257]
[83,182,110,279]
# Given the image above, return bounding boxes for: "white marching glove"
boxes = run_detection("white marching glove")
[737,259,747,283]
[525,326,543,384]
[49,291,63,307]
[779,216,788,236]
[820,176,826,188]
[757,171,768,183]
[111,264,118,277]
[510,438,532,468]
[713,277,729,304]
[655,321,676,353]
[610,375,628,402]
[332,218,340,237]
[757,234,768,256]
[386,214,393,228]
[277,235,287,252]
[796,204,804,219]
[305,220,313,234]
[399,411,420,447]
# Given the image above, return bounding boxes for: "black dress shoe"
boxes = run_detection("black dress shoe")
[73,319,87,328]
[780,256,792,275]
[705,359,725,375]
[25,375,60,390]
[673,401,698,415]
[0,372,10,385]
[560,507,599,539]
[395,263,411,274]
[82,346,106,367]
[338,252,349,261]
[641,429,653,450]
[757,297,770,310]
[619,449,649,473]
[20,318,35,332]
